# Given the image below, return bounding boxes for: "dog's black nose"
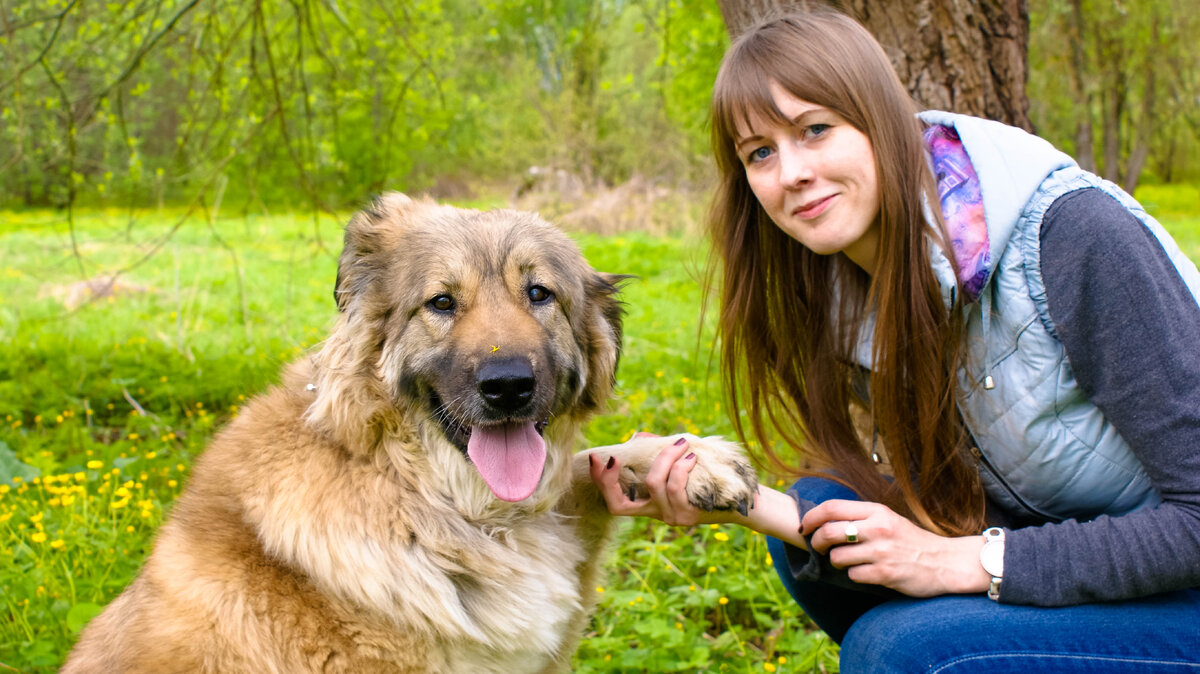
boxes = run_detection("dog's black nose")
[477,358,536,413]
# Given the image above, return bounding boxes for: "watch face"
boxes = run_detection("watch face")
[981,541,1004,577]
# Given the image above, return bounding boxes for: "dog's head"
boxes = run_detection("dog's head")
[308,193,624,505]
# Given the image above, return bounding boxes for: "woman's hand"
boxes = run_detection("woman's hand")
[589,432,808,548]
[802,500,991,597]
[589,432,719,526]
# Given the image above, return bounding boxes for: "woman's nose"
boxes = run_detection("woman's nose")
[778,143,813,188]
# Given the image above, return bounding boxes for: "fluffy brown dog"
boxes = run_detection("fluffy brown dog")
[63,194,757,673]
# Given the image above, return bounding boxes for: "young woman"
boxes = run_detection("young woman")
[590,9,1200,672]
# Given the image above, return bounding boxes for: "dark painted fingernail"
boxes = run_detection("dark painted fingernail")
[684,452,695,460]
[606,456,615,470]
[673,437,686,446]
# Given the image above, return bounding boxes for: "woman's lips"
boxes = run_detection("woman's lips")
[794,194,835,219]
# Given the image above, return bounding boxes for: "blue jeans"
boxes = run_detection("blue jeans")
[767,478,1200,672]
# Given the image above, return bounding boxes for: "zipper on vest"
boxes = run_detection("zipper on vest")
[970,446,1062,523]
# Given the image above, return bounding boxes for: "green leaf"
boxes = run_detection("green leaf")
[0,441,40,484]
[66,602,105,634]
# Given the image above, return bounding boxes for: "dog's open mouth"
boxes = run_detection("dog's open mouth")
[430,393,550,502]
[466,422,547,502]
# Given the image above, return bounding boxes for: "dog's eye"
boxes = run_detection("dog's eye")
[428,295,456,313]
[528,285,553,304]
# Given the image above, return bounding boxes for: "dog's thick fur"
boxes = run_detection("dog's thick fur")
[64,194,757,673]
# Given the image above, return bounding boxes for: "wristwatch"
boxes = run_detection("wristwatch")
[980,527,1005,601]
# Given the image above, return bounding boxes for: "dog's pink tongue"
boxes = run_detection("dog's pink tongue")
[466,422,546,502]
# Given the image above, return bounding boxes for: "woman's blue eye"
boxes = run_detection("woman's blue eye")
[749,146,773,163]
[807,123,831,137]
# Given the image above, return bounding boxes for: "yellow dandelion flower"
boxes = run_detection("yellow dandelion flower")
[595,586,605,593]
[128,433,139,440]
[168,480,178,488]
[74,472,85,481]
[31,531,46,543]
[688,585,696,591]
[714,532,730,542]
[0,484,9,494]
[718,597,729,605]
[709,523,719,530]
[125,525,135,533]
[110,498,129,510]
[778,656,787,664]
[681,377,690,384]
[33,415,41,424]
[55,415,63,424]
[140,509,152,519]
[707,566,716,573]
[50,539,65,550]
[0,512,12,523]
[86,460,103,470]
[30,513,43,523]
[160,376,167,383]
[635,596,642,603]
[675,622,683,630]
[144,451,156,459]
[764,664,777,672]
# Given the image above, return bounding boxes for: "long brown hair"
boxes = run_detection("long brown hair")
[706,10,984,535]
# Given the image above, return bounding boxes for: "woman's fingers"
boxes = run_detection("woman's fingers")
[589,455,651,516]
[587,436,702,525]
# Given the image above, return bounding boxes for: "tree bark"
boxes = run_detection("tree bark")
[1066,0,1096,172]
[715,0,1032,131]
[1122,14,1159,194]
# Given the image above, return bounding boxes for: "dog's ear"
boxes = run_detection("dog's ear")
[334,193,418,313]
[577,272,632,412]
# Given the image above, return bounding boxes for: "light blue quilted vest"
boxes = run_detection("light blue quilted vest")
[917,111,1200,522]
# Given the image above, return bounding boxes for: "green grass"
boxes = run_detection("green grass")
[1,185,1196,673]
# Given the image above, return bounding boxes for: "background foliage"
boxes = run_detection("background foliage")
[4,0,1198,213]
[2,0,1199,671]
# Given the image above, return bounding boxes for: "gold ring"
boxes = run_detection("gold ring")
[845,523,859,544]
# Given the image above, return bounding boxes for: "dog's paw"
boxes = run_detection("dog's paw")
[674,435,758,516]
[593,434,758,516]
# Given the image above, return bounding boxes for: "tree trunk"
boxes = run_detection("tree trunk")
[715,0,1032,132]
[1122,14,1159,195]
[1066,0,1096,173]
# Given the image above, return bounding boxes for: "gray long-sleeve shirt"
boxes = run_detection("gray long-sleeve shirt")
[1000,187,1200,605]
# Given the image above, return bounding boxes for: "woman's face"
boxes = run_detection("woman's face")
[734,81,881,274]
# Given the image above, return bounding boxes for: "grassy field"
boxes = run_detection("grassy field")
[1,183,1197,672]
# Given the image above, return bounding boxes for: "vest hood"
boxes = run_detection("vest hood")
[918,110,1077,304]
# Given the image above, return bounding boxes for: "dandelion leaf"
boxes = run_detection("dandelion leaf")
[0,441,40,484]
